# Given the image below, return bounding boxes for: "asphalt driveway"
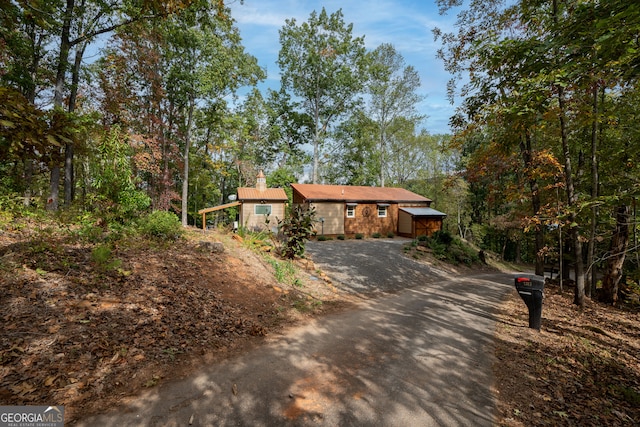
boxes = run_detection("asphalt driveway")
[78,238,515,426]
[306,238,440,295]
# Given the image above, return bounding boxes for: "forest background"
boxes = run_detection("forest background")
[1,0,640,308]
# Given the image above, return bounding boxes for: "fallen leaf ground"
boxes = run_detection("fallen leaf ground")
[493,282,640,426]
[1,223,639,425]
[0,224,345,423]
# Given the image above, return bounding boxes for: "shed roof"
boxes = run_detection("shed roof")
[237,187,288,201]
[400,207,447,217]
[291,184,431,203]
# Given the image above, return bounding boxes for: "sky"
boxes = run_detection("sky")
[228,0,462,135]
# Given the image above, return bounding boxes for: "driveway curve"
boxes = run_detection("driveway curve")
[78,239,515,426]
[306,238,443,295]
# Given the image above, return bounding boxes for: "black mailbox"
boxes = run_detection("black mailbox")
[514,274,544,330]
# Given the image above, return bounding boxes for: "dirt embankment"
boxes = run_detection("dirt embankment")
[0,227,343,423]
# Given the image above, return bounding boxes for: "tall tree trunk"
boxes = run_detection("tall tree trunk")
[635,199,639,277]
[181,95,195,227]
[23,156,33,207]
[64,40,87,206]
[600,204,630,305]
[587,83,599,297]
[553,0,585,307]
[558,85,586,306]
[379,128,386,187]
[312,100,320,184]
[501,237,507,261]
[23,26,43,205]
[54,0,73,108]
[48,166,61,211]
[559,91,586,307]
[64,145,74,205]
[519,129,544,276]
[48,0,75,211]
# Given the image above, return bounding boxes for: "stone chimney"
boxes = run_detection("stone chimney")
[256,170,266,192]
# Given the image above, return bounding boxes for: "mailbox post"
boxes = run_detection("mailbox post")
[514,274,544,330]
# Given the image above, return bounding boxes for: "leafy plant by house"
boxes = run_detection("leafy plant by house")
[276,205,317,259]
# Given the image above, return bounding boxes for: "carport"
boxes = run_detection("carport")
[197,201,241,230]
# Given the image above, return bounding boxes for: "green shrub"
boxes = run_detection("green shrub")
[355,233,364,240]
[337,234,345,240]
[139,211,184,241]
[77,223,104,243]
[432,230,454,245]
[317,235,330,241]
[265,257,297,284]
[277,205,316,259]
[372,232,381,238]
[91,126,151,223]
[236,229,271,250]
[387,232,395,238]
[424,233,480,266]
[0,193,40,229]
[417,234,428,242]
[91,243,122,271]
[0,209,13,230]
[427,239,448,260]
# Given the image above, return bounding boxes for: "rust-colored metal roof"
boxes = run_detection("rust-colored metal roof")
[291,184,431,203]
[237,187,288,201]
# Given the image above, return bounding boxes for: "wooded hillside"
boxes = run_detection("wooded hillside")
[1,1,639,329]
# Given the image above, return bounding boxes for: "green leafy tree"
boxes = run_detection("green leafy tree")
[436,0,640,306]
[264,88,313,174]
[267,168,297,202]
[90,125,150,222]
[324,110,379,185]
[1,0,212,210]
[161,6,264,225]
[277,8,367,183]
[366,43,425,187]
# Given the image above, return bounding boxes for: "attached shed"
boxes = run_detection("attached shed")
[398,207,447,238]
[291,183,440,237]
[237,171,288,231]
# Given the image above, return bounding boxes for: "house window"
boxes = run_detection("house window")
[346,205,356,218]
[255,204,272,215]
[378,206,387,217]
